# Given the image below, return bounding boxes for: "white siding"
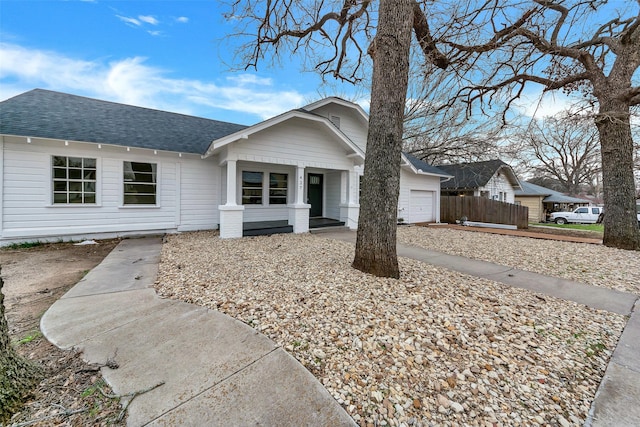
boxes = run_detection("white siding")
[307,104,368,153]
[398,168,441,223]
[229,118,355,170]
[179,157,220,231]
[478,172,516,203]
[1,137,218,242]
[325,171,341,220]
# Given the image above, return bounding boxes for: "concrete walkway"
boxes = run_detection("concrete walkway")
[41,232,639,426]
[40,237,356,427]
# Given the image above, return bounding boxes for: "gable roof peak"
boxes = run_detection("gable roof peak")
[302,97,369,121]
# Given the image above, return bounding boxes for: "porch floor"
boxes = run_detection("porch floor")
[242,218,345,237]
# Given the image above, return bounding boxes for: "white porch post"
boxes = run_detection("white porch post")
[226,159,238,206]
[219,159,244,239]
[288,165,310,233]
[339,170,360,229]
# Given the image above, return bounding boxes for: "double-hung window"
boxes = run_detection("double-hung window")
[269,173,288,204]
[242,171,263,205]
[52,156,96,204]
[123,162,157,205]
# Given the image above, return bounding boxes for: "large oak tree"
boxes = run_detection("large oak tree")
[511,112,602,196]
[224,0,448,277]
[445,0,640,249]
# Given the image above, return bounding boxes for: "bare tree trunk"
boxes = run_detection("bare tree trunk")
[595,99,640,250]
[0,270,42,423]
[353,0,414,278]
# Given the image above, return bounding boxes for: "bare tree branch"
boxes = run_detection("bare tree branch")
[412,1,449,69]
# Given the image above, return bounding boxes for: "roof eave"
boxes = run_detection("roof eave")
[401,153,452,179]
[204,110,365,162]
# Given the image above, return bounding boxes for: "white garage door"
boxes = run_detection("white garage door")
[409,190,435,223]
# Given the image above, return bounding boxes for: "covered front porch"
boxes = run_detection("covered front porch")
[217,159,360,239]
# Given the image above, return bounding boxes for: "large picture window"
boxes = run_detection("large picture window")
[242,171,263,205]
[123,162,157,205]
[52,156,96,204]
[269,173,288,204]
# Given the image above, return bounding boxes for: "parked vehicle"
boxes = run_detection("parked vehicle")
[597,209,640,227]
[549,206,604,224]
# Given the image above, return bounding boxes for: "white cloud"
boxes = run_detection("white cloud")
[227,74,273,86]
[512,87,582,118]
[176,16,189,23]
[116,15,141,27]
[0,43,307,122]
[138,15,159,25]
[147,30,163,37]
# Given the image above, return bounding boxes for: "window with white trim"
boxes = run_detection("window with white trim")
[242,171,263,205]
[242,170,290,205]
[269,173,288,204]
[52,156,96,204]
[123,162,157,205]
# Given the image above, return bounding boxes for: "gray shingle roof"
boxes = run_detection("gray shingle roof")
[436,159,518,189]
[0,89,248,154]
[403,152,451,177]
[514,181,552,196]
[516,181,590,204]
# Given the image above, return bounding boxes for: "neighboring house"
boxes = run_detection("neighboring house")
[515,181,592,223]
[0,89,450,244]
[436,159,521,203]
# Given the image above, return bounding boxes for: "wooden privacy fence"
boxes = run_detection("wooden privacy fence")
[440,196,529,229]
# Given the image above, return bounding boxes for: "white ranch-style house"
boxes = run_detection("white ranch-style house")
[0,89,450,245]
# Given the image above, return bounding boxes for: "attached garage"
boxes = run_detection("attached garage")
[408,190,435,223]
[396,154,451,225]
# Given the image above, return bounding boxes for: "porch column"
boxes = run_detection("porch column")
[339,170,360,229]
[218,159,244,239]
[288,165,310,233]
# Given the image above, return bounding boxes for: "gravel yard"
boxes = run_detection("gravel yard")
[156,230,628,427]
[398,226,640,295]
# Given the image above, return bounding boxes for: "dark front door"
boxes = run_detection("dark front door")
[307,173,323,217]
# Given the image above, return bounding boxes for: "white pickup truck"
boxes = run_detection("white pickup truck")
[549,206,604,224]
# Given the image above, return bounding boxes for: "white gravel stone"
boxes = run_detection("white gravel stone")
[397,226,640,295]
[156,230,627,426]
[558,415,571,427]
[450,402,465,413]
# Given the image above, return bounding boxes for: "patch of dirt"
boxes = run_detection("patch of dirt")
[1,239,125,426]
[526,225,604,239]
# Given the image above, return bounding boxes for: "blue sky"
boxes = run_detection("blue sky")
[0,0,613,126]
[0,0,362,125]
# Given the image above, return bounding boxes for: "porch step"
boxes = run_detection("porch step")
[243,225,293,237]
